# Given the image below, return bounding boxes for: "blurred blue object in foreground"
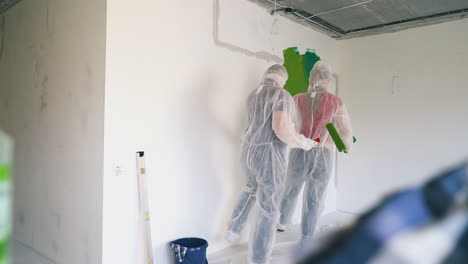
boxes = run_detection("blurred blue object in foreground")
[297,162,468,264]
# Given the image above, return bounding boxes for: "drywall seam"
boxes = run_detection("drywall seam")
[0,15,4,61]
[212,0,282,63]
[46,0,51,35]
[45,0,55,37]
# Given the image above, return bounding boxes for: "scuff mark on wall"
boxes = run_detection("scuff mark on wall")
[83,235,91,264]
[40,75,49,111]
[82,62,93,93]
[85,63,92,78]
[34,57,40,83]
[213,0,282,63]
[80,111,89,137]
[17,210,25,225]
[2,98,9,110]
[392,75,398,95]
[50,210,61,230]
[51,239,58,254]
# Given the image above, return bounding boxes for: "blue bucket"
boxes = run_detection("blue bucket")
[170,237,208,264]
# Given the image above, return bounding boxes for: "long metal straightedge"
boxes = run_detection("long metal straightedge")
[136,151,154,264]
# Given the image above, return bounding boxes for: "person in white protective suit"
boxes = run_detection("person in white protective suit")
[277,61,353,241]
[226,64,319,264]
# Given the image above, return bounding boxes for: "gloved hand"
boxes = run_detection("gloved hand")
[302,139,320,151]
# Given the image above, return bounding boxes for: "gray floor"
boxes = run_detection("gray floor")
[9,211,356,264]
[209,211,356,264]
[209,227,299,264]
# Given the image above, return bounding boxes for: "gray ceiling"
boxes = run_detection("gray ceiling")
[0,0,19,14]
[1,0,466,39]
[251,0,468,39]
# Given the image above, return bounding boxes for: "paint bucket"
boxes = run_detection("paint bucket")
[170,237,208,264]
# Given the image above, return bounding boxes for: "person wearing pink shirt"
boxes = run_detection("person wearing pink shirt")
[277,61,353,242]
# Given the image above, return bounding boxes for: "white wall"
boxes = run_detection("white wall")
[337,19,468,213]
[0,0,106,263]
[103,0,339,263]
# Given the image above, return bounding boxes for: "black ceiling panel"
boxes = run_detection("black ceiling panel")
[0,0,20,14]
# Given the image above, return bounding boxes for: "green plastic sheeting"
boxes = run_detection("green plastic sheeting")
[0,131,12,264]
[0,165,10,182]
[283,47,321,96]
[0,165,11,264]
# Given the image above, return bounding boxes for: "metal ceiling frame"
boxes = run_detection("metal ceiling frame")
[272,6,468,38]
[0,0,20,14]
[344,8,468,34]
[273,7,345,36]
[252,0,468,39]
